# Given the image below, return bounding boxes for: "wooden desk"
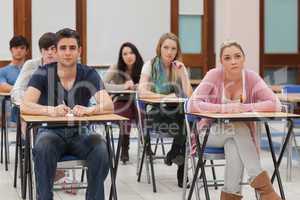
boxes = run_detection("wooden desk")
[139,97,186,104]
[21,113,128,200]
[186,111,300,200]
[190,79,201,86]
[136,96,186,192]
[0,92,10,171]
[277,93,300,103]
[108,90,136,102]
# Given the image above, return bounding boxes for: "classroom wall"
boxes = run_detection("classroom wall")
[1,1,260,73]
[215,0,260,72]
[87,0,170,66]
[31,0,76,58]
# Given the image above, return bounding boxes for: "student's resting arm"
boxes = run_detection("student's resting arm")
[0,67,13,93]
[20,68,70,116]
[187,69,281,113]
[72,69,114,117]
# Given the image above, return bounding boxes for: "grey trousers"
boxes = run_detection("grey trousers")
[200,122,262,194]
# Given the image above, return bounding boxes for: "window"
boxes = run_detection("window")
[260,0,300,84]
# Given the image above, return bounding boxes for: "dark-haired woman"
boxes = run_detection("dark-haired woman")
[104,42,144,163]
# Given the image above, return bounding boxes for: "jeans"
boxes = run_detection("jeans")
[33,126,109,200]
[200,122,262,194]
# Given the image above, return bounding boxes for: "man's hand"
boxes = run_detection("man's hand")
[49,104,71,117]
[72,105,94,117]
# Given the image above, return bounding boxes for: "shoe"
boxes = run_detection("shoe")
[220,191,243,200]
[164,143,182,166]
[121,135,130,164]
[177,164,190,188]
[250,171,281,200]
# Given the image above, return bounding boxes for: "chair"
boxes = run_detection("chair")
[183,101,224,200]
[54,155,87,193]
[183,100,259,200]
[280,84,300,181]
[136,96,178,193]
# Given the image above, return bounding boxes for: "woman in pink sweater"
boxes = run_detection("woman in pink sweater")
[187,41,281,200]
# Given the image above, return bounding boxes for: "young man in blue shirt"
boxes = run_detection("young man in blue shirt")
[21,28,113,200]
[0,35,29,93]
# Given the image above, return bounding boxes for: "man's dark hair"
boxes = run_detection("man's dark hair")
[9,35,29,49]
[55,28,80,47]
[38,32,56,51]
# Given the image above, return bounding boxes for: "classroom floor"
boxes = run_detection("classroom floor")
[1,123,300,200]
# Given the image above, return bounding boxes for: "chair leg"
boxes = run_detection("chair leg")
[210,160,218,190]
[160,137,166,156]
[153,138,159,155]
[80,169,85,182]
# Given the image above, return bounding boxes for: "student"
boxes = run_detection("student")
[10,32,67,182]
[20,28,113,200]
[11,32,57,104]
[138,33,192,187]
[0,35,29,93]
[104,42,143,163]
[187,40,281,200]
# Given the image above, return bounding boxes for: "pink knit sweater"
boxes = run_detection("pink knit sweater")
[187,67,281,146]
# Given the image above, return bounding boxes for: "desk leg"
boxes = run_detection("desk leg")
[0,98,4,164]
[188,127,210,200]
[3,98,8,171]
[23,124,34,200]
[265,122,289,200]
[13,107,21,188]
[105,124,117,200]
[109,121,124,200]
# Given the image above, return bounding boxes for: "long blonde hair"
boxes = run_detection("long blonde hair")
[155,32,183,82]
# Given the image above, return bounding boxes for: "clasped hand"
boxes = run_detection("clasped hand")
[50,104,94,117]
[221,102,245,113]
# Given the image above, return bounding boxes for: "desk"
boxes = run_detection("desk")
[108,90,136,102]
[21,114,128,200]
[186,111,300,200]
[0,92,10,171]
[190,79,201,87]
[277,93,300,103]
[137,97,186,192]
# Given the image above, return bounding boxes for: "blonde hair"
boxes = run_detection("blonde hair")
[155,32,183,82]
[219,40,245,59]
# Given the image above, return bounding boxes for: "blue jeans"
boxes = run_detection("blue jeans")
[33,127,109,200]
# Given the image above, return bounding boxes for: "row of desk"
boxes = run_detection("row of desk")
[1,89,300,200]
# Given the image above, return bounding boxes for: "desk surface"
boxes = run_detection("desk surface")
[21,113,128,123]
[0,92,10,96]
[140,97,186,104]
[190,79,201,86]
[108,90,136,94]
[277,93,300,103]
[188,111,300,120]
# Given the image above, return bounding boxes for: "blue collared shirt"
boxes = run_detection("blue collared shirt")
[0,64,21,85]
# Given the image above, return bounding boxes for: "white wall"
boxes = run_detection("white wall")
[32,0,76,58]
[215,0,260,72]
[87,0,170,66]
[0,0,14,60]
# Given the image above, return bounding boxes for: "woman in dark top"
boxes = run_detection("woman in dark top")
[104,42,144,163]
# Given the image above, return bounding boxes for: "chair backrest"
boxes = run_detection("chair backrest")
[183,99,225,157]
[282,84,300,94]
